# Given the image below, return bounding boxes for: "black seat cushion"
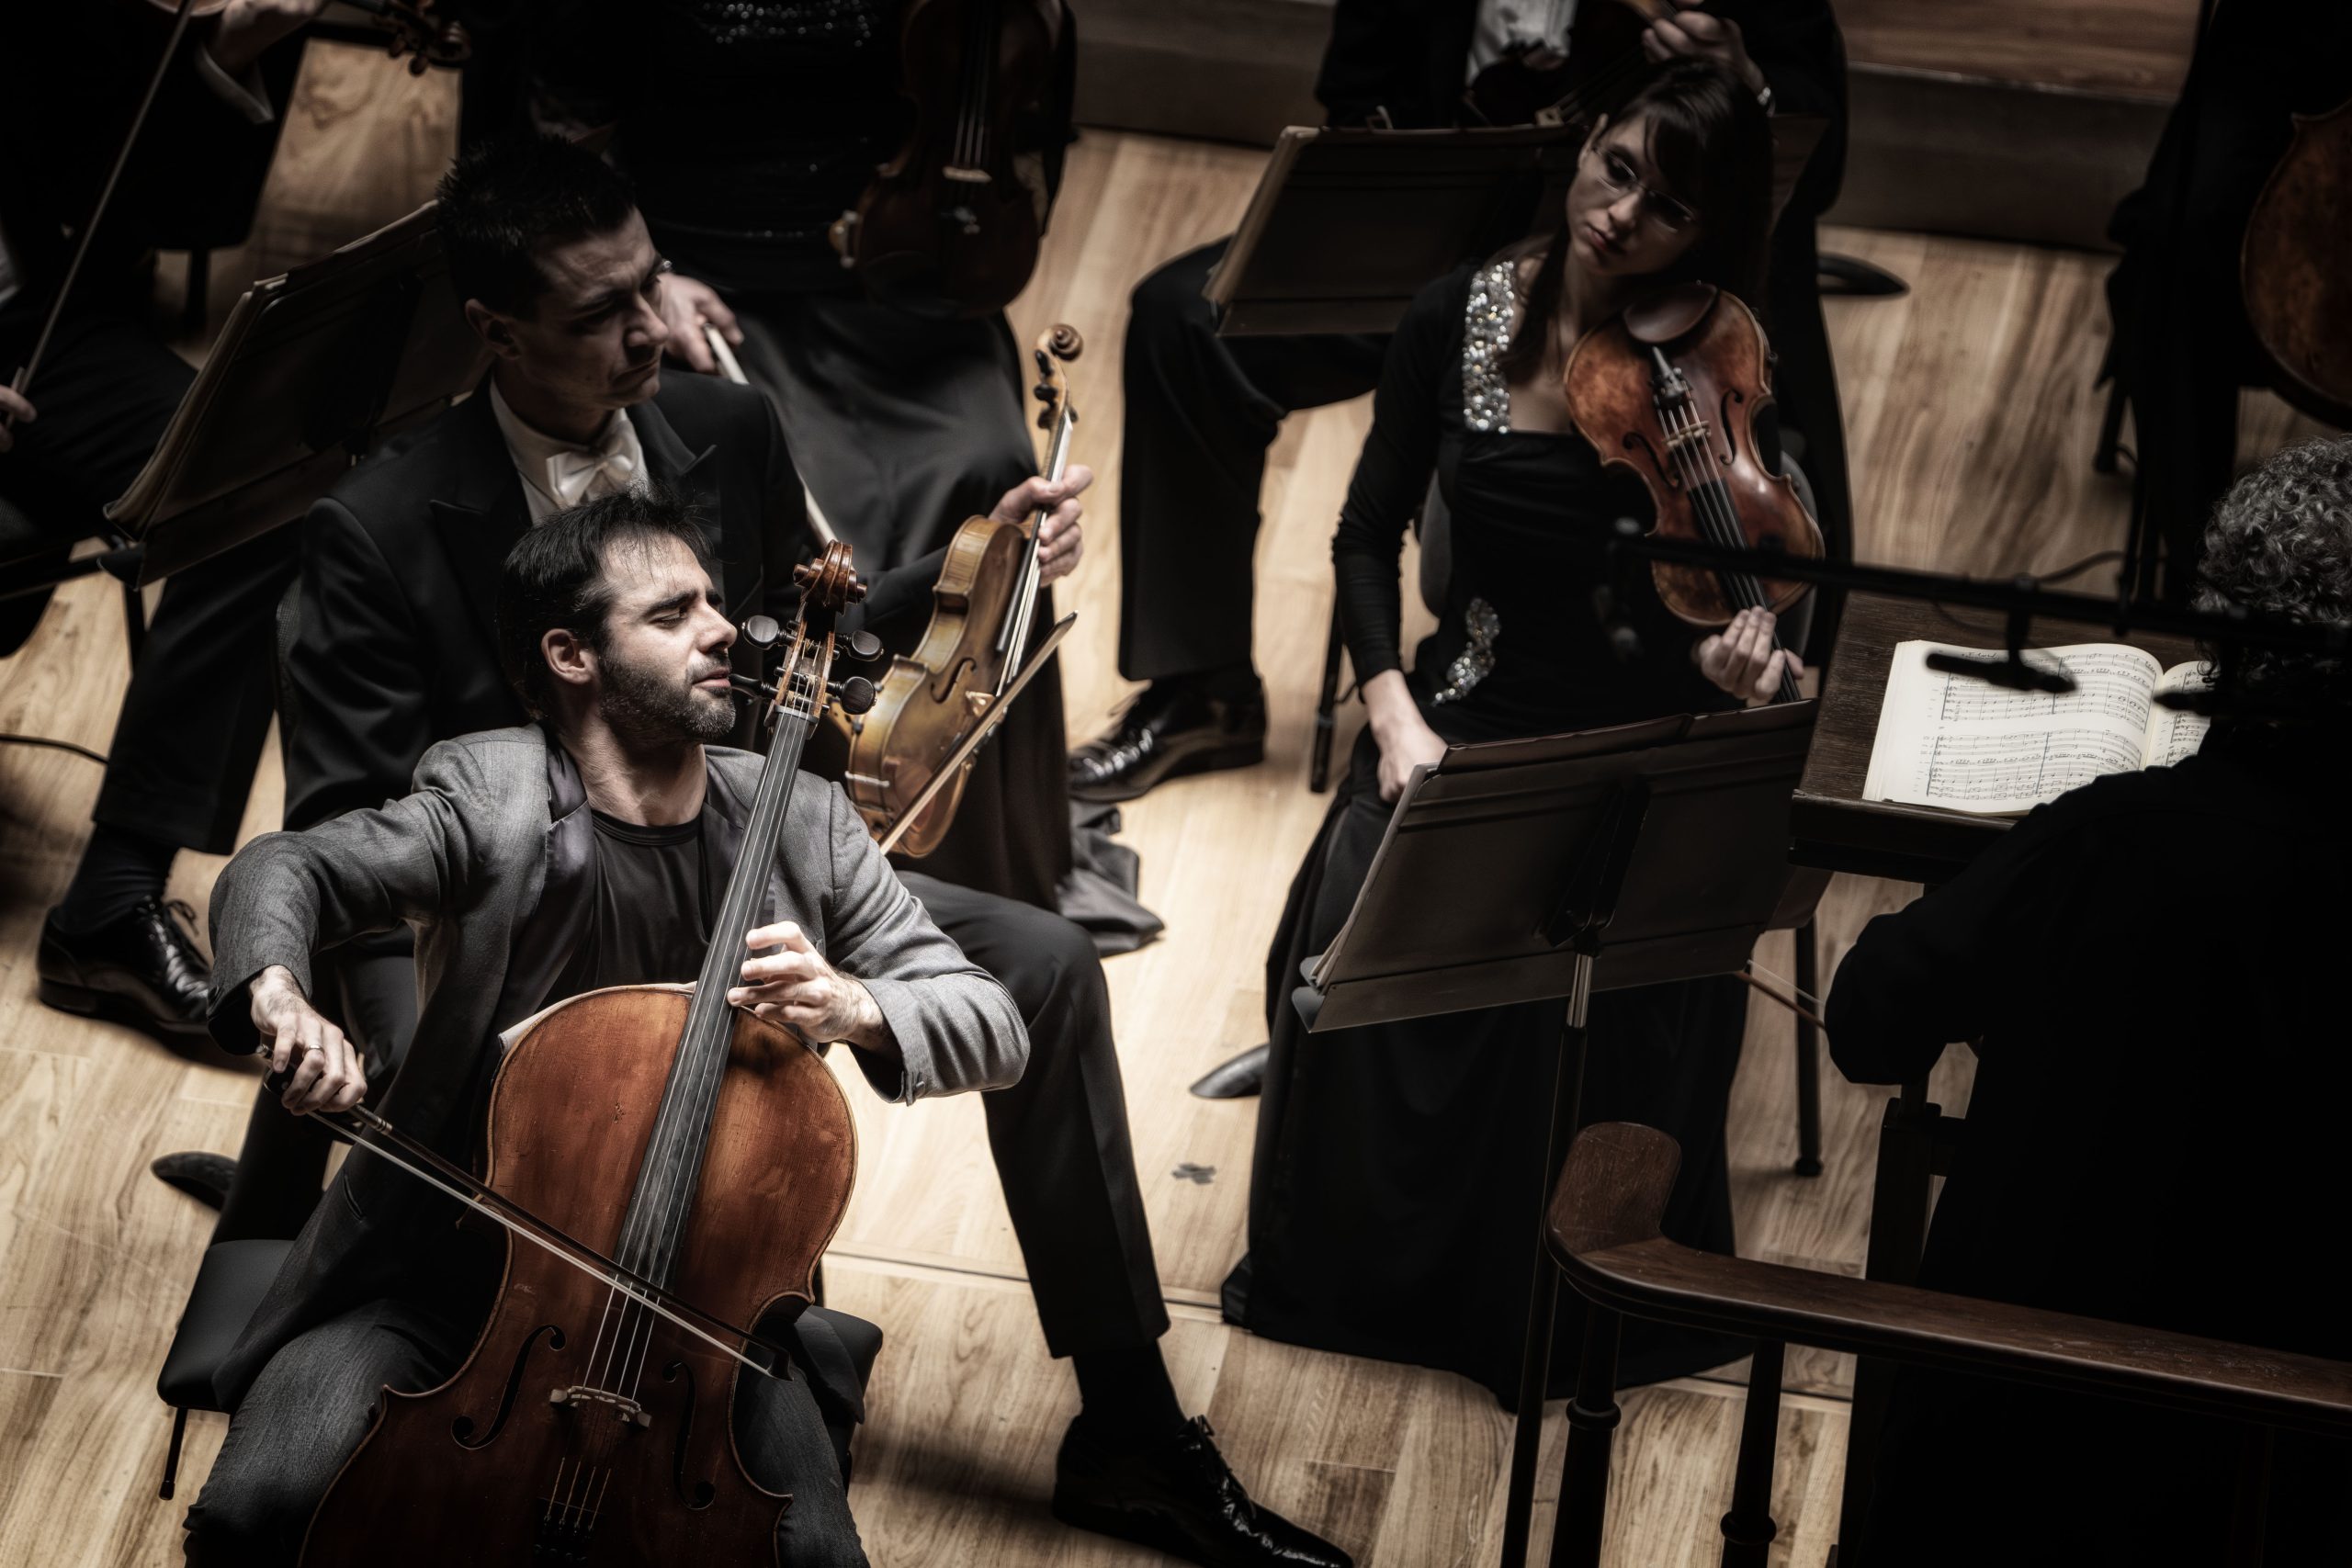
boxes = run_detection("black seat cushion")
[157,1239,294,1411]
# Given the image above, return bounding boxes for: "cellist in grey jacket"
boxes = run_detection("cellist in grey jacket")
[183,497,1023,1567]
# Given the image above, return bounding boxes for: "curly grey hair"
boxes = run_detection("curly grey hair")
[2192,435,2352,703]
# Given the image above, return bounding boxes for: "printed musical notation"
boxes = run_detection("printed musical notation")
[1863,641,2214,817]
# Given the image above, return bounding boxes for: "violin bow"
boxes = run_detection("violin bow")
[5,0,203,432]
[875,612,1075,854]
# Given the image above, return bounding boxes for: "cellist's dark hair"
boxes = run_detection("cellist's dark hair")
[1496,59,1774,383]
[436,133,639,317]
[496,486,718,718]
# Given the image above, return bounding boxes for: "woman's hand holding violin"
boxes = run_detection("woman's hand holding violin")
[1364,670,1446,803]
[1697,606,1803,702]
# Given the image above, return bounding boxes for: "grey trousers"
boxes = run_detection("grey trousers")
[181,1295,866,1566]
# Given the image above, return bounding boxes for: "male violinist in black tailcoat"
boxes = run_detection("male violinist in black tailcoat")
[1069,0,1849,806]
[4,1,322,1050]
[1826,438,2352,1564]
[527,0,1087,917]
[174,133,1351,1568]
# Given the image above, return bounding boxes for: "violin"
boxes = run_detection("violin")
[831,324,1080,856]
[2241,94,2352,430]
[296,547,868,1564]
[1562,281,1820,704]
[828,0,1065,317]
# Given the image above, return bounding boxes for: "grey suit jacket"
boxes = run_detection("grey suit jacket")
[205,724,1026,1405]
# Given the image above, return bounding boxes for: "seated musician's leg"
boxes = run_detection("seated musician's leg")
[907,877,1170,1363]
[732,1360,869,1568]
[897,874,1352,1568]
[27,310,298,1043]
[180,1298,457,1567]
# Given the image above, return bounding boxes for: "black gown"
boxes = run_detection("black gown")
[1223,261,1754,1402]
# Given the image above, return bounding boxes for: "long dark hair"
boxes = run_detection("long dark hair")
[1497,59,1774,382]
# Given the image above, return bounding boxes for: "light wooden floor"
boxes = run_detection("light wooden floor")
[0,45,2325,1568]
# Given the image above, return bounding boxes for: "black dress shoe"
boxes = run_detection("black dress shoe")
[38,897,213,1043]
[152,1152,238,1210]
[1070,682,1267,804]
[1053,1415,1353,1568]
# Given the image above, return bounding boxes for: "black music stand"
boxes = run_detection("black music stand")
[1207,117,1826,340]
[104,200,488,582]
[1295,701,1824,1568]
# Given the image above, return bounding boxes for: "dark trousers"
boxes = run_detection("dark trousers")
[1116,240,1388,684]
[223,881,1170,1358]
[0,306,295,852]
[180,1293,866,1566]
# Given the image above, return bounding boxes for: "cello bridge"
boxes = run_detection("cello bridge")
[548,1386,651,1428]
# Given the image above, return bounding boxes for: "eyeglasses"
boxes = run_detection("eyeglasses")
[1586,145,1697,233]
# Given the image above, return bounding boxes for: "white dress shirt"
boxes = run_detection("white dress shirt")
[488,379,650,524]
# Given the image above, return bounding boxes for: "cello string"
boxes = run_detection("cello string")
[615,635,832,1404]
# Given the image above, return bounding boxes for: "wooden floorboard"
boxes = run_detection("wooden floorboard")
[0,39,2329,1566]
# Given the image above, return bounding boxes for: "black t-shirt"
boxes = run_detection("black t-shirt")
[550,809,718,999]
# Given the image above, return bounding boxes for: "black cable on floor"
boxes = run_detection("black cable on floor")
[0,732,107,765]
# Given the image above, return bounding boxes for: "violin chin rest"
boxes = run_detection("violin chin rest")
[1624,282,1719,346]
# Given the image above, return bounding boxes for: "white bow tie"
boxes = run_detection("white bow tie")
[547,441,638,507]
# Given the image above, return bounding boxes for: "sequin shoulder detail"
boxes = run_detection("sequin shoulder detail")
[1462,259,1521,434]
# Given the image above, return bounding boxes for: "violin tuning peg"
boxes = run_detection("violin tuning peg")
[741,615,783,650]
[831,675,877,716]
[845,630,883,662]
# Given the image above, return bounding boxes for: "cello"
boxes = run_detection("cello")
[830,323,1080,856]
[1562,281,1819,705]
[295,546,869,1564]
[2241,95,2352,431]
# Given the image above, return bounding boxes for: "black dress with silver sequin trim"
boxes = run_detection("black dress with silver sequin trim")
[1227,263,1751,1401]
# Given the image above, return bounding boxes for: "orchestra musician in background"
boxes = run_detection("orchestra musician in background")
[3,1,325,1055]
[1828,436,2352,1565]
[1227,60,1805,1403]
[529,0,1091,919]
[1070,0,1847,806]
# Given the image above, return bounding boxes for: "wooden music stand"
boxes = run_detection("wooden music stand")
[1292,700,1825,1568]
[1206,116,1826,339]
[104,200,488,583]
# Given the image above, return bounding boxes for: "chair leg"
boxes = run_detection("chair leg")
[2226,1426,2275,1568]
[1546,1307,1623,1568]
[160,1404,189,1500]
[1308,603,1345,794]
[1792,920,1823,1177]
[181,249,210,341]
[120,576,148,669]
[1719,1341,1785,1568]
[2094,378,2131,475]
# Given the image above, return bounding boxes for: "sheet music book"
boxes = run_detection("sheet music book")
[1862,639,2213,817]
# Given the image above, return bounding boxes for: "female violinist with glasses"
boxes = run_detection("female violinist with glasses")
[1227,59,1805,1401]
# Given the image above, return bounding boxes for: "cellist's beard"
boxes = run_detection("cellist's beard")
[600,649,737,746]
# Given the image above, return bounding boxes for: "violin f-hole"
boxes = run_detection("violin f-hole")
[1622,430,1680,491]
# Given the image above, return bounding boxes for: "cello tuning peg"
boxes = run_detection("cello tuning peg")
[830,675,877,716]
[728,672,776,702]
[741,615,783,651]
[845,630,883,662]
